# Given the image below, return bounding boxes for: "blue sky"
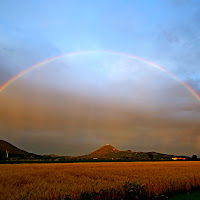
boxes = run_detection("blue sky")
[0,0,200,156]
[1,0,200,82]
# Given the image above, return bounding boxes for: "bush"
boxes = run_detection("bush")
[123,181,146,200]
[63,181,147,200]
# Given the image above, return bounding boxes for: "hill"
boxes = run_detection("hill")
[0,140,40,159]
[85,144,119,158]
[77,144,174,160]
[0,140,189,161]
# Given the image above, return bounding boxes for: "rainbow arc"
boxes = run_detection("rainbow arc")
[0,50,199,102]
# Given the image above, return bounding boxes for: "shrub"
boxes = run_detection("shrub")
[64,181,147,200]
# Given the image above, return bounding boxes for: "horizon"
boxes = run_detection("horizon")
[0,139,193,158]
[0,0,200,157]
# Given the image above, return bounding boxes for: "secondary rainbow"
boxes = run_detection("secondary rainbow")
[0,50,199,102]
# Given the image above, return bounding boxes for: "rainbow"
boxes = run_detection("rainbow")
[0,50,200,102]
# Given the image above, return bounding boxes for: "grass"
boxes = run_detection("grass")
[0,161,200,199]
[168,191,200,200]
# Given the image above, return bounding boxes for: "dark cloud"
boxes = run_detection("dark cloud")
[1,7,200,157]
[0,74,200,156]
[1,50,200,157]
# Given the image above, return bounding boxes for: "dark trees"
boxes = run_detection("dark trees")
[149,154,153,160]
[192,155,198,160]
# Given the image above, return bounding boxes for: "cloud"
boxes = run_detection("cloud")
[0,71,200,156]
[1,5,200,157]
[1,47,200,156]
[0,26,61,86]
[150,4,200,95]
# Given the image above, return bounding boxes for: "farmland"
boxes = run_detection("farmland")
[0,161,200,199]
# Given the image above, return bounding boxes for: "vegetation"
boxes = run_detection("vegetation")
[192,155,198,161]
[60,181,148,200]
[0,162,200,199]
[1,140,194,162]
[0,139,41,160]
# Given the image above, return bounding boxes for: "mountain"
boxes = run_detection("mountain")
[0,140,187,161]
[43,154,59,158]
[76,144,176,160]
[0,140,40,159]
[81,144,119,158]
[77,144,174,160]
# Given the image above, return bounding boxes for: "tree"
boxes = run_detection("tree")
[149,154,153,160]
[0,152,5,160]
[192,155,197,160]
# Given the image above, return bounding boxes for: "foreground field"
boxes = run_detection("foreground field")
[0,161,200,199]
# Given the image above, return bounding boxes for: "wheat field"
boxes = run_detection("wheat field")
[0,161,200,199]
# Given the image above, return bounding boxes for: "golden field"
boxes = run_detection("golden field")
[0,161,200,199]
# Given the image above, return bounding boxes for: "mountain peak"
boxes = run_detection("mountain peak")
[103,144,118,150]
[85,144,119,158]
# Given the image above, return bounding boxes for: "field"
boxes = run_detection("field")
[0,161,200,199]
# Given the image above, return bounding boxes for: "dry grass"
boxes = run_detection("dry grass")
[0,161,200,199]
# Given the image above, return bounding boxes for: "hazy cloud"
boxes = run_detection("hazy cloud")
[0,1,200,157]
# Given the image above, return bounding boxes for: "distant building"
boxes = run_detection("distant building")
[6,150,9,158]
[172,157,186,161]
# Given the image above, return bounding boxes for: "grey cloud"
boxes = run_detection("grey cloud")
[0,76,200,156]
[0,24,200,157]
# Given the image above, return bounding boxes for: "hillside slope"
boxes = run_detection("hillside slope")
[0,140,181,161]
[77,144,174,160]
[0,140,39,158]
